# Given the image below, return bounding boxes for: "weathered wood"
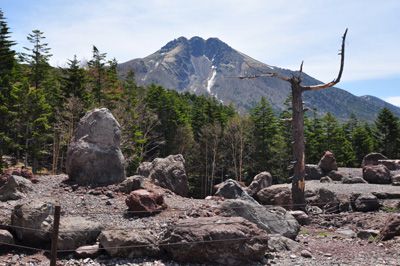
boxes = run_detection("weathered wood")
[291,80,306,210]
[50,205,61,266]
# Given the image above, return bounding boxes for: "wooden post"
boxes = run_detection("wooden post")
[50,205,61,266]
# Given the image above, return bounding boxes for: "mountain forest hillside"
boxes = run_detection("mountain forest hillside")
[1,10,400,197]
[118,36,400,121]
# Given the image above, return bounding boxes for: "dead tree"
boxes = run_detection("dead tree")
[240,29,348,210]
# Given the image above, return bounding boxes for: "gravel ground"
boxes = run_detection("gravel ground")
[1,174,400,265]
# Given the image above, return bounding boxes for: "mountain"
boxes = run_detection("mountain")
[118,36,400,121]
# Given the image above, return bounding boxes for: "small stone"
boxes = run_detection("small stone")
[290,254,297,259]
[105,190,114,198]
[324,253,332,257]
[300,249,312,258]
[105,200,112,205]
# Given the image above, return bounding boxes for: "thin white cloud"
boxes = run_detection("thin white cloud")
[385,97,400,107]
[7,0,400,83]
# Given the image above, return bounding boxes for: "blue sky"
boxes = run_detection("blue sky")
[2,0,400,106]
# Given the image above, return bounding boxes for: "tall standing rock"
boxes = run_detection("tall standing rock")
[66,108,125,186]
[318,151,338,173]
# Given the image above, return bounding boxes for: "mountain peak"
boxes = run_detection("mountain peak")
[159,36,233,58]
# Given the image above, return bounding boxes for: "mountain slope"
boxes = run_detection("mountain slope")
[118,37,400,121]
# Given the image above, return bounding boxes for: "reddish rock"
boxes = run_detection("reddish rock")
[379,214,400,241]
[318,151,338,173]
[125,189,166,215]
[362,165,391,184]
[4,167,35,180]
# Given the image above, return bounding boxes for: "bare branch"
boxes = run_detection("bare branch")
[299,60,304,74]
[302,28,348,91]
[236,72,291,82]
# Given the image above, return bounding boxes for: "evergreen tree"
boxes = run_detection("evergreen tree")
[352,123,374,165]
[20,29,52,90]
[249,97,284,179]
[61,55,87,101]
[374,108,400,158]
[87,45,106,105]
[0,9,16,169]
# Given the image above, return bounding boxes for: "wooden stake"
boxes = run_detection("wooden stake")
[50,205,61,266]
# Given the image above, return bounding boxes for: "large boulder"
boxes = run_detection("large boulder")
[215,179,257,204]
[256,186,292,209]
[137,154,188,197]
[0,175,32,201]
[219,199,300,239]
[318,151,338,173]
[125,189,166,215]
[11,201,53,245]
[379,214,400,241]
[98,229,161,258]
[310,188,350,212]
[362,165,392,184]
[66,108,125,186]
[160,216,268,265]
[362,153,388,167]
[305,164,323,180]
[57,217,103,250]
[245,171,272,196]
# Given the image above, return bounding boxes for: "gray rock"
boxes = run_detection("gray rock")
[11,201,53,245]
[75,244,100,259]
[320,176,332,183]
[118,175,144,193]
[362,153,388,167]
[215,179,257,204]
[98,229,160,258]
[379,214,400,241]
[66,108,125,186]
[318,151,338,173]
[0,175,32,201]
[357,229,379,240]
[392,174,400,186]
[219,199,300,239]
[362,165,391,184]
[311,188,350,212]
[351,193,380,212]
[58,216,103,250]
[0,229,14,246]
[342,176,367,184]
[305,164,323,180]
[289,210,311,225]
[336,228,356,238]
[137,154,189,197]
[160,216,268,266]
[379,160,400,171]
[300,249,312,258]
[268,235,300,252]
[245,171,272,196]
[256,186,292,209]
[328,170,344,181]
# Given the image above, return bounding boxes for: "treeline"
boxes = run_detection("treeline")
[1,10,400,198]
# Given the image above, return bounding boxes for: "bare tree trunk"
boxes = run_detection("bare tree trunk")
[291,81,306,210]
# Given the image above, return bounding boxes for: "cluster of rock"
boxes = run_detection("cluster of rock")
[304,151,399,186]
[0,168,35,201]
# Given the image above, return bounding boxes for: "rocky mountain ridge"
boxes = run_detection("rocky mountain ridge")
[118,36,400,121]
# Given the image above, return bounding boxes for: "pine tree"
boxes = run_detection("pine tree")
[374,108,400,158]
[87,45,106,106]
[352,123,374,165]
[249,97,284,178]
[61,55,87,100]
[0,9,16,169]
[20,29,52,90]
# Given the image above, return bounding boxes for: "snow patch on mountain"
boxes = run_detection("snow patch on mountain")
[207,66,217,94]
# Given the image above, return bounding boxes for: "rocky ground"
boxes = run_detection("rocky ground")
[0,173,400,265]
